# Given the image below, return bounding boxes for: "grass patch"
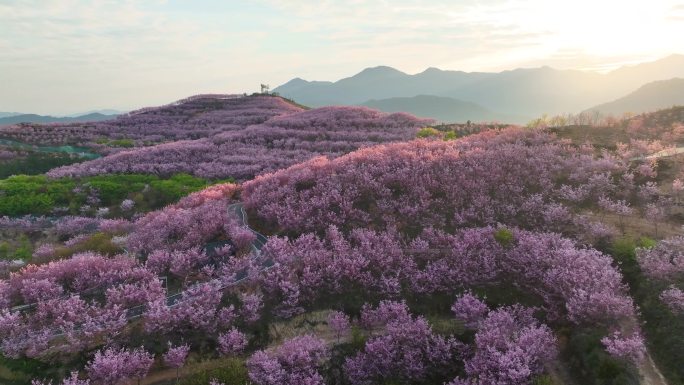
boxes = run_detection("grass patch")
[0,173,228,216]
[177,357,248,385]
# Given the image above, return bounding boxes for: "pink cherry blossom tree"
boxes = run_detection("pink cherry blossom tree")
[86,347,153,385]
[217,327,248,355]
[601,331,646,363]
[247,335,329,385]
[164,343,190,383]
[451,291,489,329]
[327,311,351,343]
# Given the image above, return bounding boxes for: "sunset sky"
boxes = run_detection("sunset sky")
[1,0,683,115]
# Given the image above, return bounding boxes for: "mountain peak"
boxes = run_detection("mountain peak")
[354,66,406,77]
[281,77,309,86]
[420,67,443,74]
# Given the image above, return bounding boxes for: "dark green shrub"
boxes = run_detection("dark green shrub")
[443,131,458,141]
[0,242,10,260]
[417,127,441,138]
[350,325,366,351]
[493,227,514,247]
[611,237,637,262]
[0,152,85,178]
[14,235,32,260]
[0,173,218,216]
[71,233,122,256]
[564,329,639,385]
[177,358,249,385]
[109,139,135,148]
[533,375,558,385]
[427,316,465,336]
[637,236,656,249]
[0,355,52,382]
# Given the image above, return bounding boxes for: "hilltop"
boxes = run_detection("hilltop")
[0,94,303,149]
[32,95,433,180]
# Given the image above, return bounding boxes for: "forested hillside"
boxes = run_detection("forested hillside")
[1,96,683,385]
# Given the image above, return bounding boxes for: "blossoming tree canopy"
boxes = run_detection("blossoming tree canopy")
[44,101,434,180]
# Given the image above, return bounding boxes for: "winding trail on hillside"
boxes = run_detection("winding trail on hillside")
[8,202,273,347]
[631,146,684,161]
[8,203,269,315]
[645,146,684,160]
[126,202,271,318]
[640,354,668,385]
[629,141,679,385]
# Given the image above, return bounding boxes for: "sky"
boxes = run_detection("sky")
[1,0,683,115]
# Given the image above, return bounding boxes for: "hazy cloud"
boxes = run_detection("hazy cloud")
[0,0,682,114]
[668,2,684,20]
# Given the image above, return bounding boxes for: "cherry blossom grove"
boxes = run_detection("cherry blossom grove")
[46,104,433,180]
[2,103,679,384]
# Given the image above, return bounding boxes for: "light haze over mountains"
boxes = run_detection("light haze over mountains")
[275,55,684,123]
[4,56,683,125]
[584,78,684,116]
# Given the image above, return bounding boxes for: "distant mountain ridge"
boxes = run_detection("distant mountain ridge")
[274,55,684,122]
[66,109,125,117]
[360,95,527,123]
[586,78,684,115]
[0,112,22,119]
[0,112,118,125]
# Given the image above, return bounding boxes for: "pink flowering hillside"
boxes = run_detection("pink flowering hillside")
[47,105,433,180]
[0,95,303,149]
[3,120,683,384]
[243,128,628,236]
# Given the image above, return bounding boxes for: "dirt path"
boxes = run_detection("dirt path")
[621,316,669,385]
[646,147,684,160]
[639,353,668,385]
[136,367,177,385]
[132,356,236,385]
[632,146,684,161]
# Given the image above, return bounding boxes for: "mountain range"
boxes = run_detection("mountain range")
[0,110,118,126]
[361,95,525,123]
[586,78,684,115]
[274,54,684,123]
[66,109,125,117]
[0,112,119,125]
